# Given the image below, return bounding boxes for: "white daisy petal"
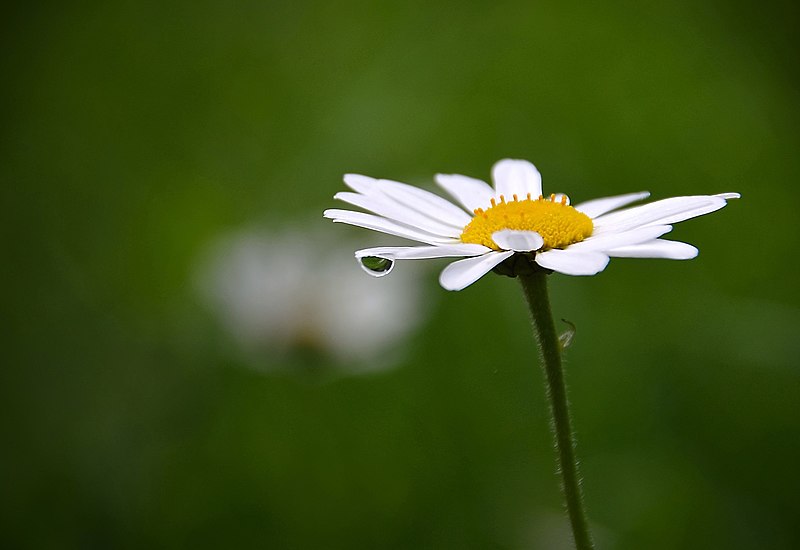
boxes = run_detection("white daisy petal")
[439,250,514,291]
[435,173,495,212]
[492,229,544,252]
[334,191,461,238]
[355,244,491,279]
[376,179,474,228]
[492,159,543,199]
[606,239,699,260]
[593,195,727,233]
[551,193,570,205]
[534,249,610,276]
[573,191,650,218]
[715,192,741,200]
[344,174,472,228]
[343,173,379,195]
[323,209,459,245]
[568,224,672,252]
[355,243,491,260]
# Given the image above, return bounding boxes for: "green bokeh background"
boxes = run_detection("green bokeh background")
[3,1,799,548]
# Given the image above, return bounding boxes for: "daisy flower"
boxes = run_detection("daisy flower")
[324,159,739,291]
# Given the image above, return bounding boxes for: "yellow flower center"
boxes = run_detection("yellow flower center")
[460,193,594,251]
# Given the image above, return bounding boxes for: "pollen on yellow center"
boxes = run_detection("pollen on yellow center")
[460,193,593,251]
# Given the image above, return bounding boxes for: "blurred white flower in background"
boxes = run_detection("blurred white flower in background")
[195,224,428,373]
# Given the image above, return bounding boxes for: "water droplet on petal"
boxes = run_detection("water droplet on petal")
[358,256,394,277]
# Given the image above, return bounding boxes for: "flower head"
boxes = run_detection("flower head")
[324,159,739,291]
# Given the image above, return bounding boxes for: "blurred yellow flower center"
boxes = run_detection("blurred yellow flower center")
[460,194,593,251]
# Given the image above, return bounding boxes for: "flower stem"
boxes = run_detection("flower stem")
[518,270,594,550]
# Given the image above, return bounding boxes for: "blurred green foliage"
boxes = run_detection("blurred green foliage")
[2,1,799,548]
